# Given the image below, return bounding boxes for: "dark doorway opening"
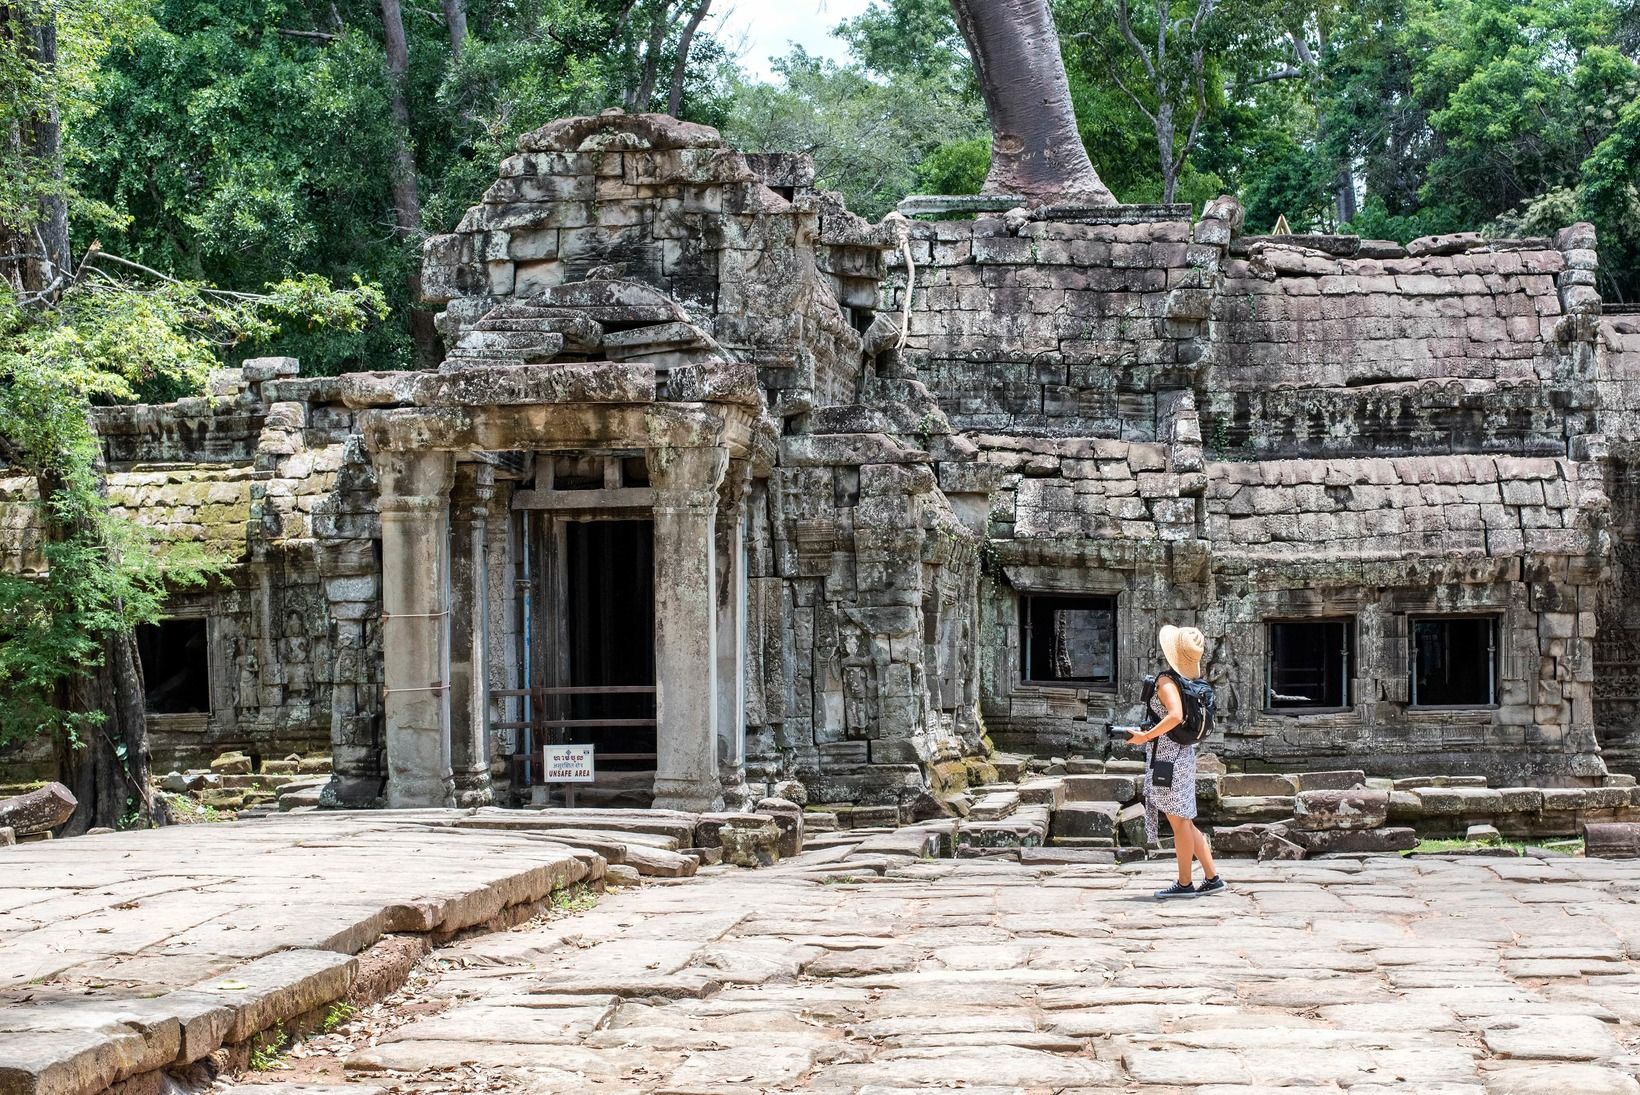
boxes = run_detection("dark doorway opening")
[135,618,211,714]
[558,519,656,770]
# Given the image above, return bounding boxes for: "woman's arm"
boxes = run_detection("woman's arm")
[1128,675,1184,744]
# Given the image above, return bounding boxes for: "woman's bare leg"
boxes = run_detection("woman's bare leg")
[1165,813,1195,885]
[1193,826,1218,880]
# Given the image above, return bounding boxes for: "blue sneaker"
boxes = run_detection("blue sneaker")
[1195,876,1227,896]
[1154,881,1196,900]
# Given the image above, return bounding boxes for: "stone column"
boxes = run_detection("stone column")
[716,465,752,805]
[448,461,495,807]
[374,448,457,808]
[484,478,521,803]
[648,444,728,811]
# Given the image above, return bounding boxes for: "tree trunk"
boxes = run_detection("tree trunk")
[441,0,467,60]
[379,0,441,365]
[627,3,671,111]
[667,0,710,117]
[0,2,71,298]
[947,0,1115,204]
[1156,100,1177,204]
[37,467,168,834]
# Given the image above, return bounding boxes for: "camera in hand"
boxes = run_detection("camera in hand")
[1107,724,1142,738]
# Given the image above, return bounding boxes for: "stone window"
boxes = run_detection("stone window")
[1411,616,1498,707]
[1019,594,1116,687]
[135,618,212,715]
[1266,619,1353,711]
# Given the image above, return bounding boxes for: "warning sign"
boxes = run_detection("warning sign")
[544,744,596,783]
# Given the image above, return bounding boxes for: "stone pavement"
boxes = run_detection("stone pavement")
[0,814,605,1095]
[243,852,1640,1094]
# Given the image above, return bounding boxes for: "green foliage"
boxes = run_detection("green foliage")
[719,48,986,219]
[320,1002,356,1032]
[913,138,989,197]
[0,268,381,750]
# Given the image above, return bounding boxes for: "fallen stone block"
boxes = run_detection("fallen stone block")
[210,752,253,775]
[850,829,942,859]
[1293,789,1389,831]
[1291,827,1417,855]
[1050,801,1119,841]
[617,843,698,877]
[755,797,805,858]
[1466,823,1502,845]
[1211,822,1290,856]
[719,820,782,868]
[1063,774,1138,803]
[848,805,901,828]
[1019,847,1122,866]
[1258,832,1307,861]
[1117,803,1147,846]
[1584,822,1640,859]
[1212,795,1296,824]
[1015,778,1067,808]
[968,791,1021,821]
[1293,770,1366,791]
[0,782,77,836]
[1220,773,1297,797]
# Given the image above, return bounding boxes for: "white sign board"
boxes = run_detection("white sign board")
[544,744,595,783]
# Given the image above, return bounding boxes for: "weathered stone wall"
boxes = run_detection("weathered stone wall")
[887,204,1614,783]
[2,110,1633,799]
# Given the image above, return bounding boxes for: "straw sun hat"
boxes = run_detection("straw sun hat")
[1158,624,1205,679]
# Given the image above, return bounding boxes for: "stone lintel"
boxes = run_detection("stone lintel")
[361,402,764,461]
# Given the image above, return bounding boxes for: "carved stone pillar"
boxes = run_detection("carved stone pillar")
[448,461,495,807]
[716,463,753,805]
[374,448,456,808]
[648,444,728,811]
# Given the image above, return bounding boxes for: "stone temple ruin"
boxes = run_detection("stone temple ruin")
[5,109,1640,814]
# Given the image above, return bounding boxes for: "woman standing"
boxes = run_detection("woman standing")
[1127,624,1225,899]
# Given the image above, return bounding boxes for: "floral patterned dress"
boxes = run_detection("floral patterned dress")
[1142,680,1199,844]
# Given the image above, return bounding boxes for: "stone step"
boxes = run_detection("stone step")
[1208,795,1297,824]
[1015,777,1067,809]
[958,805,1049,850]
[968,791,1022,821]
[848,828,943,859]
[1050,801,1121,843]
[1063,774,1139,804]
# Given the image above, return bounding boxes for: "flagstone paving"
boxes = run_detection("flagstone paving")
[230,852,1640,1095]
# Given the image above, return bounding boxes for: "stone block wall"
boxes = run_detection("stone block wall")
[886,201,1616,783]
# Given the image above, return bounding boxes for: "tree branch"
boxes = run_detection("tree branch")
[278,27,338,42]
[1114,0,1157,80]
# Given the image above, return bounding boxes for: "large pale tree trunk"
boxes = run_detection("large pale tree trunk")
[379,0,441,364]
[947,0,1115,204]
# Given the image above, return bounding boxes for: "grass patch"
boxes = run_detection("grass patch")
[1408,837,1583,856]
[319,1002,355,1033]
[247,1023,286,1071]
[550,884,599,914]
